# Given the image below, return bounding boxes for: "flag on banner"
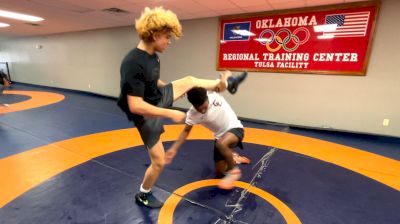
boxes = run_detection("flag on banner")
[223,21,252,41]
[322,11,370,38]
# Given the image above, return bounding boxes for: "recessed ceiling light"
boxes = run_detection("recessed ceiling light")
[231,29,255,36]
[317,34,334,39]
[0,22,10,27]
[254,38,272,43]
[0,9,44,22]
[314,24,337,32]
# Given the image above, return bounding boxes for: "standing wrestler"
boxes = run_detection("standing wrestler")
[117,7,247,208]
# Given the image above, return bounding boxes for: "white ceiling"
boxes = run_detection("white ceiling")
[0,0,367,37]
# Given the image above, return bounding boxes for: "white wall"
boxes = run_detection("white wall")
[0,26,136,96]
[0,0,399,137]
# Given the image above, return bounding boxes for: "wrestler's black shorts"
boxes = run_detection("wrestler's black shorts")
[213,128,244,163]
[134,83,173,149]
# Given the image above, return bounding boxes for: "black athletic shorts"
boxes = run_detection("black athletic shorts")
[213,128,244,163]
[134,83,173,149]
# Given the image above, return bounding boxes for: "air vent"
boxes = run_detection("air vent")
[25,23,40,27]
[102,8,129,14]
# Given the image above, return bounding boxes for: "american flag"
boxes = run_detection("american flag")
[323,11,370,38]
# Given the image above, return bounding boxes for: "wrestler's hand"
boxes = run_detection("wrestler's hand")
[169,109,186,123]
[216,70,232,92]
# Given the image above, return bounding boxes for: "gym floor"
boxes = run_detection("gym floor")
[1,83,399,224]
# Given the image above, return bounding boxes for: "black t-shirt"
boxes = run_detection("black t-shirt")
[0,71,7,85]
[117,47,161,121]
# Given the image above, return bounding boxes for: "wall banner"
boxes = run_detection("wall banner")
[217,1,380,75]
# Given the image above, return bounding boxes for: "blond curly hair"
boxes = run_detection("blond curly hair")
[135,7,183,42]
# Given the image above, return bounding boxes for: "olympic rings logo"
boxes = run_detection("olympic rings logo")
[258,27,310,52]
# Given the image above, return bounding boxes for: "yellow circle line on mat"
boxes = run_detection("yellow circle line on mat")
[158,179,301,224]
[0,90,65,114]
[0,125,399,209]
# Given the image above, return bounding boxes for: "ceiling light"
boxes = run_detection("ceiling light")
[254,38,271,42]
[317,34,334,39]
[0,22,10,27]
[0,9,44,22]
[314,24,337,32]
[231,29,255,36]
